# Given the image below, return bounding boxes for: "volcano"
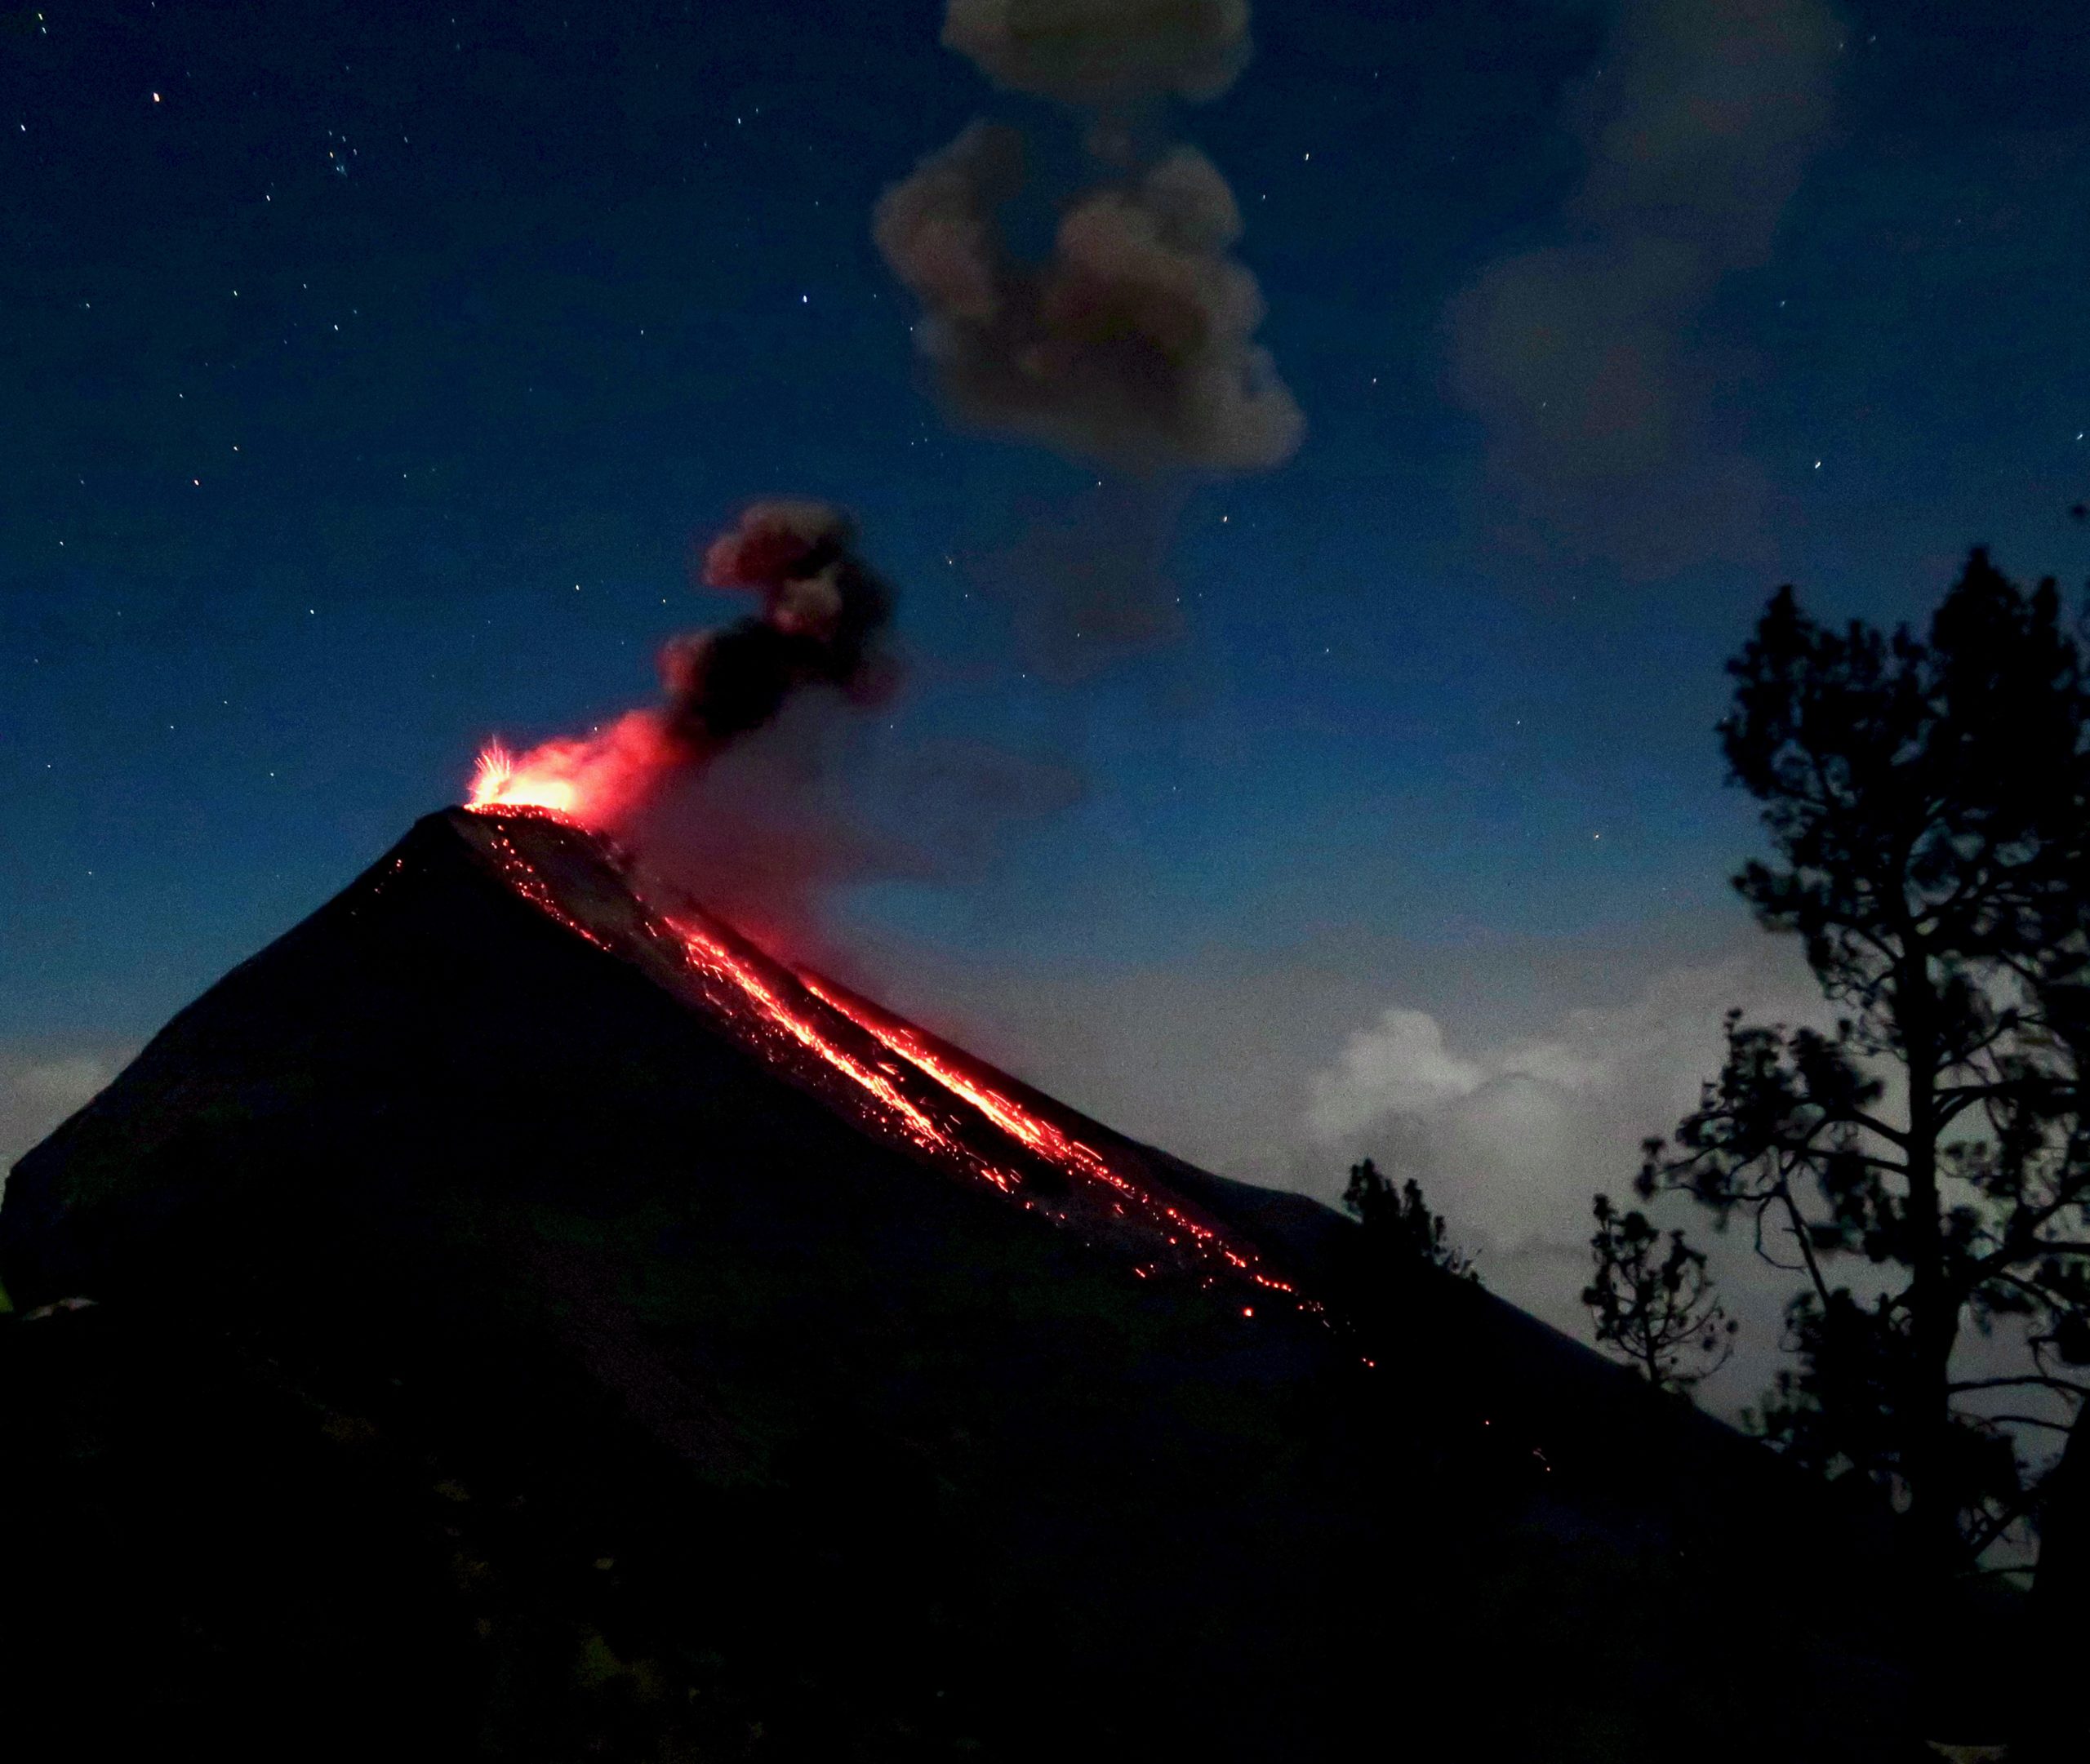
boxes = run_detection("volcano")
[1,810,1918,1761]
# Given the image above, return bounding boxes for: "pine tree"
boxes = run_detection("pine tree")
[1582,1193,1735,1393]
[1639,549,2089,1637]
[1342,1157,1479,1282]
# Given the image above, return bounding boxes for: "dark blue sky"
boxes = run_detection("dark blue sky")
[6,0,2089,1311]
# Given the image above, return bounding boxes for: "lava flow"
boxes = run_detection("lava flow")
[455,804,1309,1315]
[791,968,1305,1304]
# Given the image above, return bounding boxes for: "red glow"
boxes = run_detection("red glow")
[665,913,975,1171]
[792,969,1308,1304]
[465,712,680,827]
[469,743,577,820]
[460,811,1314,1319]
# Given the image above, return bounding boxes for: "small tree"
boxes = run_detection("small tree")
[1343,1157,1479,1282]
[1582,1193,1736,1393]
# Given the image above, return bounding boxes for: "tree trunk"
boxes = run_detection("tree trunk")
[1901,1038,1960,1586]
[1897,966,1973,1741]
[2017,1398,2090,1762]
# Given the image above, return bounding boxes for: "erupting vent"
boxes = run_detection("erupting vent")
[455,802,1311,1315]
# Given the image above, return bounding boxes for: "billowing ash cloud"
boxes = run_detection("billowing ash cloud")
[877,1,1300,475]
[943,0,1252,107]
[474,502,1087,959]
[666,501,893,749]
[1446,0,1843,575]
[470,501,895,825]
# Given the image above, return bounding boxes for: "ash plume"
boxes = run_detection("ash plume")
[970,475,1191,678]
[877,1,1300,476]
[625,713,1086,962]
[469,501,895,826]
[1446,0,1843,575]
[472,500,1088,963]
[943,0,1252,107]
[668,501,893,749]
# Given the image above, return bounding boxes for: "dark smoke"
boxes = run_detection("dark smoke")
[470,501,896,829]
[664,500,894,752]
[475,500,1085,963]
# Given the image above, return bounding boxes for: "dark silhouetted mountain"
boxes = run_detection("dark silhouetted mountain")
[1,811,1923,1762]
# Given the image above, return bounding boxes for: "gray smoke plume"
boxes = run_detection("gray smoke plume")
[942,0,1252,107]
[878,1,1300,476]
[1446,0,1843,575]
[967,475,1191,678]
[474,500,1084,961]
[627,704,1086,962]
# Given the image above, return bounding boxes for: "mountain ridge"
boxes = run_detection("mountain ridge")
[0,806,1921,1761]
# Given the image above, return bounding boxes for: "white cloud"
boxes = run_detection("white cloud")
[1306,1006,1484,1140]
[1301,948,1831,1366]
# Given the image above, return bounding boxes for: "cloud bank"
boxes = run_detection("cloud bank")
[1305,952,1827,1268]
[1301,948,1843,1405]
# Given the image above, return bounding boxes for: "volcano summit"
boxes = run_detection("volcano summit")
[1,810,1914,1761]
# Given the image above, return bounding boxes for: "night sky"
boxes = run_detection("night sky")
[7,0,2089,1377]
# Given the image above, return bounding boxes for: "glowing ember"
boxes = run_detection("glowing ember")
[478,824,612,951]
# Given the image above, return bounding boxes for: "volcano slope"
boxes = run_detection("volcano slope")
[1,810,1919,1762]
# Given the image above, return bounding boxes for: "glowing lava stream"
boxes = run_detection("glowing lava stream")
[460,792,1307,1313]
[661,913,997,1184]
[791,970,1305,1304]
